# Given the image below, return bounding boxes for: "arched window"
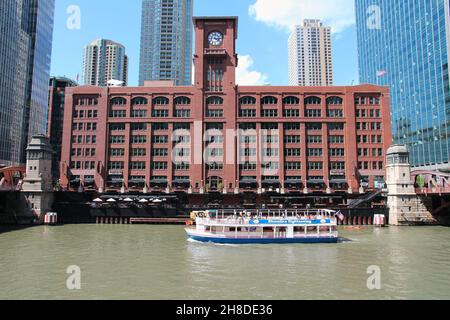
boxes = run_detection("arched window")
[131,97,148,106]
[239,96,256,105]
[206,96,223,105]
[152,96,169,105]
[283,96,300,105]
[326,96,343,105]
[174,96,191,105]
[304,96,321,105]
[261,96,278,105]
[110,97,127,106]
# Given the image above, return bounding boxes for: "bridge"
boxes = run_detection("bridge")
[412,170,450,195]
[0,166,25,191]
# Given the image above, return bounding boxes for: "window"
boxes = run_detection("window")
[152,97,169,105]
[240,162,257,171]
[108,162,124,170]
[131,97,148,105]
[283,96,300,105]
[261,96,278,105]
[175,162,191,170]
[152,109,169,118]
[175,109,191,118]
[132,123,147,131]
[307,135,322,144]
[206,96,223,105]
[109,110,126,118]
[239,96,256,105]
[152,123,169,131]
[264,148,279,157]
[132,136,147,144]
[152,148,168,157]
[262,109,278,117]
[284,123,300,131]
[329,136,344,144]
[152,162,168,170]
[285,161,302,171]
[131,110,147,118]
[153,136,169,144]
[284,135,301,144]
[206,109,224,118]
[329,148,345,157]
[110,148,125,157]
[207,162,223,171]
[285,148,301,157]
[305,109,321,117]
[305,96,321,105]
[110,136,125,144]
[307,148,323,157]
[306,123,322,131]
[174,96,191,105]
[110,123,125,131]
[240,109,256,117]
[130,162,146,170]
[326,96,343,105]
[328,123,344,131]
[132,148,146,157]
[308,162,323,170]
[327,109,344,118]
[110,97,126,105]
[283,109,300,117]
[330,162,345,170]
[240,148,256,157]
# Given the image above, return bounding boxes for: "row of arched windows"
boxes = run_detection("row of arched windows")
[109,96,227,106]
[110,96,192,106]
[238,96,344,106]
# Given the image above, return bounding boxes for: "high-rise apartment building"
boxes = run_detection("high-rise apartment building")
[139,0,193,86]
[288,19,333,86]
[356,0,450,169]
[82,39,128,87]
[0,0,55,166]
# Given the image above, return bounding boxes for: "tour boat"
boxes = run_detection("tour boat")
[185,209,340,244]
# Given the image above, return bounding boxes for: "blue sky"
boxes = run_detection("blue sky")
[51,0,359,86]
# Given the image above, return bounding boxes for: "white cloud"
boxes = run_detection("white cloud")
[236,55,269,86]
[249,0,355,34]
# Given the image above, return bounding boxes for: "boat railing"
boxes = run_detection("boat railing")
[197,216,337,226]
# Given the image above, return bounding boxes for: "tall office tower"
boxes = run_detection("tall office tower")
[82,39,128,87]
[356,0,450,169]
[0,0,55,166]
[139,0,194,86]
[288,19,333,86]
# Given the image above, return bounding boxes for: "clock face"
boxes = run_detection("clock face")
[208,31,223,46]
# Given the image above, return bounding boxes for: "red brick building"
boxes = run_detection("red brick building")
[60,17,392,196]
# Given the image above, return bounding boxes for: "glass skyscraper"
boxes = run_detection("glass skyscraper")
[356,0,450,169]
[0,0,55,166]
[139,0,193,86]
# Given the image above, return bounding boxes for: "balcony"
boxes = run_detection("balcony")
[204,48,227,56]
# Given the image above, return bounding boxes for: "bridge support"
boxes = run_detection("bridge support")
[21,135,54,223]
[386,145,436,226]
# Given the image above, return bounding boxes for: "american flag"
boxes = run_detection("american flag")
[376,70,387,77]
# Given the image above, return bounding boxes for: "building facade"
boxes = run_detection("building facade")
[83,39,128,87]
[60,17,391,195]
[288,19,333,86]
[139,0,193,86]
[356,0,450,169]
[0,0,55,166]
[48,77,78,181]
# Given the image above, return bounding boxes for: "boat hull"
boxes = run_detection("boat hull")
[187,232,338,244]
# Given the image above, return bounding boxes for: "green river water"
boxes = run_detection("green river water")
[0,225,450,300]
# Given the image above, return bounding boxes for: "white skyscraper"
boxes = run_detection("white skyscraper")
[288,19,333,86]
[83,39,128,87]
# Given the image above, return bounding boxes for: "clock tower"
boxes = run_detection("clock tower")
[191,17,239,193]
[193,17,238,91]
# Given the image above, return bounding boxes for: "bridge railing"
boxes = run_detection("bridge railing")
[416,186,450,195]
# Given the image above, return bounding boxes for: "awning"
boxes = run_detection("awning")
[285,178,302,184]
[240,178,257,184]
[129,178,146,183]
[307,179,325,184]
[108,177,123,183]
[330,179,347,184]
[173,178,191,184]
[262,178,280,183]
[150,178,168,183]
[70,177,80,183]
[84,178,95,183]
